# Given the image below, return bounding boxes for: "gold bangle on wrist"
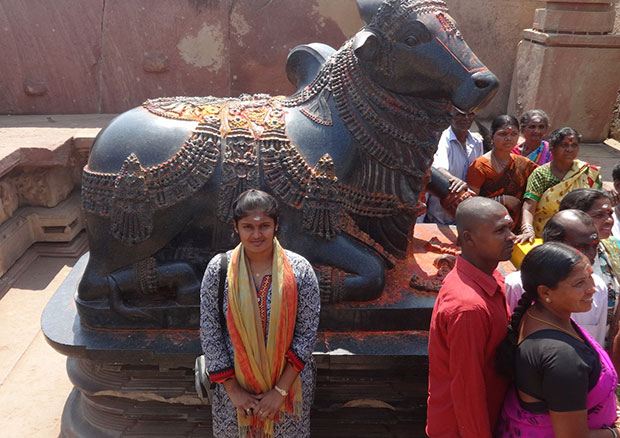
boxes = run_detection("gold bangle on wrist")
[521,223,534,234]
[274,384,288,397]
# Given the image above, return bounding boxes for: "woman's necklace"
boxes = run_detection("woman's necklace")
[244,255,272,290]
[526,310,584,343]
[550,161,570,180]
[521,142,537,157]
[490,151,509,173]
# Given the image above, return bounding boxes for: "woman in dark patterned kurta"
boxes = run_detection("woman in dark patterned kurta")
[200,189,320,438]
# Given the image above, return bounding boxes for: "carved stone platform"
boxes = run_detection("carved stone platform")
[42,224,513,437]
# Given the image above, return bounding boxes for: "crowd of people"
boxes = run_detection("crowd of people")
[426,108,620,437]
[197,107,620,438]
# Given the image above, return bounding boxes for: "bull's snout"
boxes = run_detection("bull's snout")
[472,71,497,90]
[452,70,499,113]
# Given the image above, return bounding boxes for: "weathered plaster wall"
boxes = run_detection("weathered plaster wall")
[611,1,620,140]
[444,0,539,117]
[0,0,545,118]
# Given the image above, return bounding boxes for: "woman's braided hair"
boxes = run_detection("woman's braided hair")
[495,242,584,378]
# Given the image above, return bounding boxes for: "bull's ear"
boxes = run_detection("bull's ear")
[356,0,383,25]
[352,30,379,61]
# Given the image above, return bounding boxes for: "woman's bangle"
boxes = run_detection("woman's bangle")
[606,426,619,438]
[492,195,505,204]
[521,223,534,234]
[274,384,288,397]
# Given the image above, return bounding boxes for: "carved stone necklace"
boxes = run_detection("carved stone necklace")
[283,41,449,200]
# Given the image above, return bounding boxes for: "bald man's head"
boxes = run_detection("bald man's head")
[543,209,599,262]
[456,197,507,235]
[455,196,515,272]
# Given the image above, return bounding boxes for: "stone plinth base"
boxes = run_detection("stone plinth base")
[508,30,620,142]
[43,224,491,436]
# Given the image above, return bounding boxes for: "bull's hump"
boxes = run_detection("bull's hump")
[88,107,197,174]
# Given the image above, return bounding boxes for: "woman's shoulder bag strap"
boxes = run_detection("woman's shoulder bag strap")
[218,252,228,333]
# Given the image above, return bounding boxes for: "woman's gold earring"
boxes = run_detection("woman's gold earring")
[545,297,551,303]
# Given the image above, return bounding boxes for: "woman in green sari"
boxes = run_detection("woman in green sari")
[516,127,602,243]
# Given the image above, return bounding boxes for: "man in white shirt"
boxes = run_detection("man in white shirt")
[425,106,483,225]
[505,210,607,345]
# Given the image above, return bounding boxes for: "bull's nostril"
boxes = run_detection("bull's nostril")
[474,79,489,89]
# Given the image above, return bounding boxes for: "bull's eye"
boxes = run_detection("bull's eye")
[405,36,419,47]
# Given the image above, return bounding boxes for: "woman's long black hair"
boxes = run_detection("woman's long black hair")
[495,242,584,378]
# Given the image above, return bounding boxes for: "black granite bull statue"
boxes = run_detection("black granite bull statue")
[78,0,498,328]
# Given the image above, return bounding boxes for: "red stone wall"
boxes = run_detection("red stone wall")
[0,0,541,117]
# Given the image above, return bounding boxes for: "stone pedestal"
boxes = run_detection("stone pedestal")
[41,225,514,437]
[508,0,620,142]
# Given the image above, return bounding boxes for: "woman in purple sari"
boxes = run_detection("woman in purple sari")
[495,242,619,438]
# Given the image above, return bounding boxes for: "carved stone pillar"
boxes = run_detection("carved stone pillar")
[508,0,620,142]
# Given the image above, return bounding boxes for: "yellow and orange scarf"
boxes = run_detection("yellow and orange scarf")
[227,238,302,437]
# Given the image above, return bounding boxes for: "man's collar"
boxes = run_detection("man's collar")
[448,126,473,146]
[455,256,503,296]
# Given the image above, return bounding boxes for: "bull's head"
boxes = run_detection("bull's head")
[354,0,498,112]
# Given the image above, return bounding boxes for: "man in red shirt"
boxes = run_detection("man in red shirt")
[426,197,515,437]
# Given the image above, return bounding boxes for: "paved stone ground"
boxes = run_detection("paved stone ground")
[0,255,78,437]
[1,115,620,436]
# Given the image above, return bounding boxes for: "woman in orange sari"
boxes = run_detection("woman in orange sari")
[517,127,602,243]
[467,115,538,229]
[200,189,320,438]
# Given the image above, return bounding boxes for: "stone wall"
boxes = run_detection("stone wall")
[0,0,540,118]
[612,1,620,141]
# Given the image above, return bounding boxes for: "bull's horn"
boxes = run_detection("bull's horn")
[352,30,379,61]
[356,0,384,25]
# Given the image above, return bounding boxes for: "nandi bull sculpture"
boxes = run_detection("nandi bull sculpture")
[78,0,498,328]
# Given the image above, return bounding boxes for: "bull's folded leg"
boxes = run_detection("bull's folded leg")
[282,230,386,303]
[157,262,201,305]
[107,276,156,322]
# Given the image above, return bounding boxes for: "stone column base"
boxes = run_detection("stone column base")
[508,31,620,142]
[60,359,211,438]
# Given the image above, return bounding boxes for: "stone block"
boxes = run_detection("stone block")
[0,0,542,117]
[508,37,620,142]
[0,181,19,225]
[0,214,34,278]
[443,0,540,118]
[0,192,84,277]
[99,0,231,113]
[228,0,361,97]
[22,192,84,243]
[543,0,619,4]
[11,167,74,208]
[534,8,616,33]
[0,0,101,114]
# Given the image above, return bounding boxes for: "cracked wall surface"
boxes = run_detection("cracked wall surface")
[0,0,569,118]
